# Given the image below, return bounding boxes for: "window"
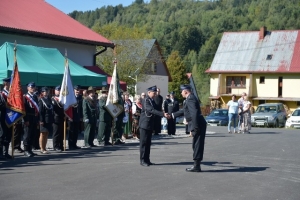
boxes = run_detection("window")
[266,54,273,60]
[259,76,265,84]
[297,101,300,106]
[151,62,157,73]
[259,100,266,105]
[226,76,246,87]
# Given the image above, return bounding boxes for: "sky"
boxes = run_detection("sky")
[46,0,149,14]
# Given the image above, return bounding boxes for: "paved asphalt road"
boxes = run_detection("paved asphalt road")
[1,125,300,200]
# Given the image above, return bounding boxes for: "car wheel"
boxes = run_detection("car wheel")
[273,120,278,128]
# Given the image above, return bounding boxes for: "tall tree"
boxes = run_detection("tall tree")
[166,51,188,102]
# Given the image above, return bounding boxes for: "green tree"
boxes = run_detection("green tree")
[166,51,188,102]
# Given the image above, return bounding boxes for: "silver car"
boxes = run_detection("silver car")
[251,103,287,128]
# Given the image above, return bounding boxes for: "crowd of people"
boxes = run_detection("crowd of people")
[0,78,207,172]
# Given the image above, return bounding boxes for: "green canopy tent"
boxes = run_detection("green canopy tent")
[0,42,106,86]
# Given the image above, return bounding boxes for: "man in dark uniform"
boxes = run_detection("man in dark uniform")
[113,91,125,145]
[51,85,65,152]
[82,86,97,148]
[173,85,207,172]
[0,77,13,159]
[68,85,83,150]
[97,86,112,146]
[163,91,180,135]
[139,86,169,167]
[23,82,39,157]
[153,88,163,135]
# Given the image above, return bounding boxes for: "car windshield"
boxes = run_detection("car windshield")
[256,106,277,113]
[209,110,228,116]
[292,110,300,116]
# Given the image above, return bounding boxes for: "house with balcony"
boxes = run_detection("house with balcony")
[206,27,300,111]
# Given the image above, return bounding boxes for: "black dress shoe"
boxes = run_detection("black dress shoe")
[54,148,62,152]
[114,140,125,145]
[104,142,112,146]
[140,162,150,167]
[186,166,201,172]
[147,161,155,165]
[24,151,34,157]
[15,147,24,153]
[74,146,81,149]
[90,144,97,147]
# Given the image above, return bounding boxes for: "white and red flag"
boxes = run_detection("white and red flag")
[59,58,77,120]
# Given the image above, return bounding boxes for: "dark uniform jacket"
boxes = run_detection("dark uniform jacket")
[24,93,39,122]
[39,97,53,124]
[51,96,64,123]
[173,93,205,132]
[99,95,111,122]
[0,90,8,123]
[72,95,83,122]
[139,96,164,130]
[154,95,163,111]
[82,97,97,124]
[163,98,180,115]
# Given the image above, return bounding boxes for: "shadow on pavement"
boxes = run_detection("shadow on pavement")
[154,161,269,173]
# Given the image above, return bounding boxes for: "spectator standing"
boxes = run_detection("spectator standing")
[238,92,246,132]
[242,96,252,134]
[227,94,239,133]
[163,91,180,135]
[132,95,142,139]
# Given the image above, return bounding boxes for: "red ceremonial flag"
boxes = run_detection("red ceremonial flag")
[5,54,26,127]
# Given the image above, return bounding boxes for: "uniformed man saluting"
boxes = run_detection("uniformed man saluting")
[139,86,169,167]
[82,86,97,148]
[173,84,207,172]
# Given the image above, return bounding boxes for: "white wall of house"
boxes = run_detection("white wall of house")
[0,33,96,66]
[210,74,219,96]
[281,74,300,98]
[136,75,168,99]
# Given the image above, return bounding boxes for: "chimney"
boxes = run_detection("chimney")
[259,26,267,40]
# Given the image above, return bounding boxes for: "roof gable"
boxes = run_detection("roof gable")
[0,0,114,47]
[207,30,300,73]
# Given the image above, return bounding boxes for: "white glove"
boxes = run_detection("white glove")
[115,118,118,121]
[84,119,89,123]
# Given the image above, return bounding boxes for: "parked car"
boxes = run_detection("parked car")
[251,103,287,128]
[206,109,229,126]
[285,107,300,129]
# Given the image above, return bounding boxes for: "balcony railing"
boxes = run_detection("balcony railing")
[220,85,248,96]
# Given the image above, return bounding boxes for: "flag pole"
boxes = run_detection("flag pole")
[111,118,114,146]
[64,118,66,151]
[11,124,15,158]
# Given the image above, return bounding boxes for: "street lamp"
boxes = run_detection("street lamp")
[128,75,137,94]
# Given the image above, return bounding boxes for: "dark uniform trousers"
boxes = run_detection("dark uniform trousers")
[0,121,12,146]
[139,128,152,162]
[68,120,80,148]
[14,122,23,149]
[192,115,207,161]
[84,122,96,146]
[167,118,176,135]
[98,121,111,143]
[23,115,38,147]
[33,122,40,149]
[53,122,64,150]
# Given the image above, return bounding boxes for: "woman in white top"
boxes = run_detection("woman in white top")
[227,94,239,133]
[242,96,252,133]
